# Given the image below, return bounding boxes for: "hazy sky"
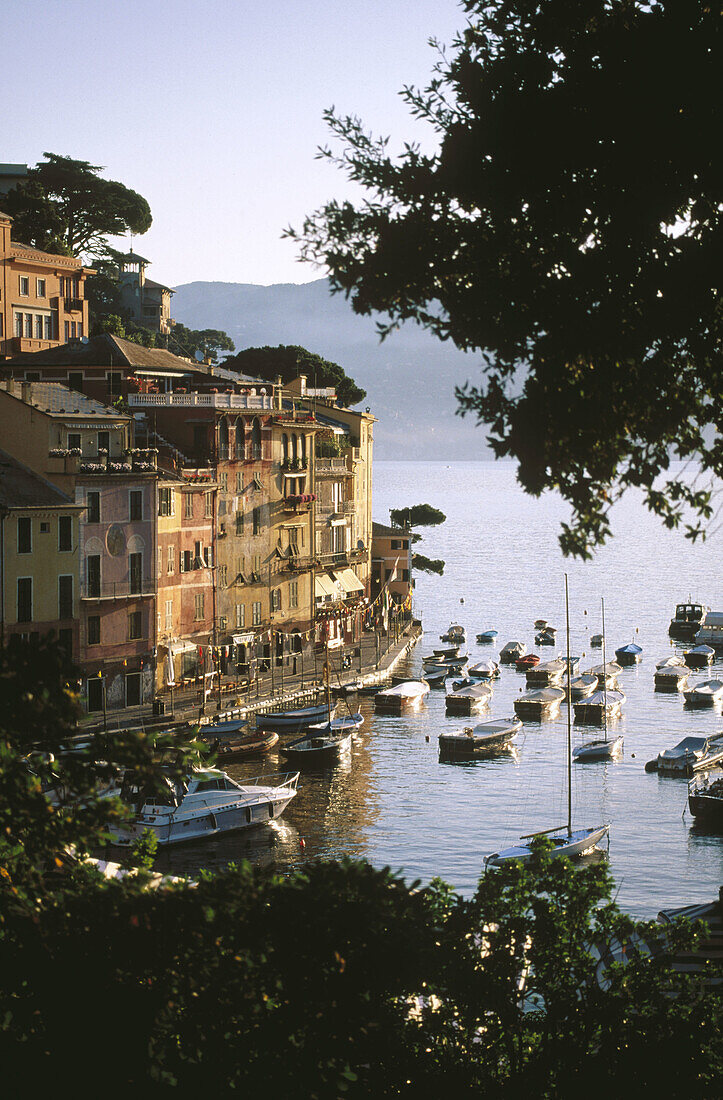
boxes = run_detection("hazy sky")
[5,0,467,287]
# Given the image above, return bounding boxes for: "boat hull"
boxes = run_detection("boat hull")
[485,825,609,866]
[256,704,333,731]
[573,735,624,762]
[281,731,352,765]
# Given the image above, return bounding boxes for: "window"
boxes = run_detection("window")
[14,313,23,337]
[106,371,122,396]
[35,315,43,339]
[158,548,163,575]
[235,512,243,536]
[252,506,260,535]
[270,589,281,612]
[203,546,212,568]
[36,278,46,298]
[58,575,73,619]
[44,315,52,340]
[167,545,174,574]
[97,431,109,453]
[235,603,245,629]
[25,314,32,337]
[165,599,173,631]
[236,471,243,493]
[128,611,143,640]
[130,490,143,521]
[64,321,70,342]
[158,487,173,516]
[58,628,73,659]
[87,491,100,523]
[290,580,298,609]
[184,493,193,519]
[40,522,50,534]
[252,601,262,626]
[87,615,101,645]
[86,555,101,597]
[126,673,141,707]
[17,578,32,622]
[205,492,213,518]
[129,552,143,594]
[220,472,228,492]
[19,276,29,296]
[68,373,83,394]
[77,321,83,339]
[67,433,81,451]
[194,593,205,620]
[17,517,31,554]
[58,515,72,551]
[180,550,191,572]
[219,565,227,588]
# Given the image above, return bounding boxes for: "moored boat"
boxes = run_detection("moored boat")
[574,598,625,760]
[203,725,279,761]
[514,686,566,721]
[499,640,526,664]
[440,623,466,644]
[467,659,500,680]
[650,734,723,776]
[688,772,723,822]
[590,633,603,648]
[569,674,599,700]
[280,727,354,766]
[669,601,707,641]
[515,653,540,670]
[374,680,430,714]
[476,630,498,644]
[683,679,723,708]
[573,689,625,725]
[656,654,687,669]
[526,658,567,687]
[572,734,624,762]
[654,665,691,692]
[423,666,449,688]
[683,645,715,669]
[307,712,364,734]
[445,681,492,716]
[439,717,522,760]
[694,611,723,649]
[256,703,335,732]
[535,627,557,646]
[615,642,643,665]
[584,662,622,690]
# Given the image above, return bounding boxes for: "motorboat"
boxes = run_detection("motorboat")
[486,577,609,867]
[307,712,364,734]
[649,734,723,776]
[656,654,687,669]
[445,681,492,716]
[280,727,354,766]
[694,611,723,649]
[683,679,723,708]
[683,645,715,669]
[515,653,540,670]
[439,717,522,760]
[688,772,723,822]
[654,665,691,692]
[256,703,335,732]
[615,643,643,666]
[513,687,566,721]
[525,659,566,687]
[467,659,500,680]
[573,689,625,725]
[499,641,526,664]
[374,680,430,714]
[433,645,461,658]
[202,725,279,762]
[572,734,624,763]
[533,619,549,630]
[112,767,299,846]
[569,674,599,700]
[590,634,604,648]
[535,627,557,646]
[584,662,622,690]
[476,630,498,644]
[423,666,449,688]
[440,623,466,644]
[669,602,707,641]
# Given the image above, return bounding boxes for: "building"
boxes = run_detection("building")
[371,522,412,605]
[117,251,173,334]
[0,448,83,654]
[0,212,93,359]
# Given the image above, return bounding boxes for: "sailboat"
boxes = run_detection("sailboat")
[485,576,610,866]
[573,598,624,761]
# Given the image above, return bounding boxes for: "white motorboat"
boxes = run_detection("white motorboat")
[683,679,723,708]
[651,734,723,776]
[683,645,715,668]
[572,735,624,763]
[486,577,609,866]
[113,767,299,846]
[654,665,691,692]
[467,659,500,680]
[499,640,526,664]
[374,680,430,714]
[514,687,566,721]
[445,681,492,716]
[439,717,522,760]
[440,623,466,644]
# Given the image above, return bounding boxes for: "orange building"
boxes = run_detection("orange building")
[0,211,93,359]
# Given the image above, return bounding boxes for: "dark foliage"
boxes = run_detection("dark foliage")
[390,504,446,528]
[224,344,366,406]
[412,553,445,575]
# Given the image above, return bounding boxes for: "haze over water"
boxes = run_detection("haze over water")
[159,461,723,919]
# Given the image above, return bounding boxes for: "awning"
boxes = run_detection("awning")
[166,639,198,656]
[335,568,364,595]
[133,369,192,378]
[233,632,255,645]
[315,574,337,600]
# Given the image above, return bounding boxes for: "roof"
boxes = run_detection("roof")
[143,277,174,293]
[1,380,126,420]
[9,241,86,268]
[372,521,410,537]
[0,448,75,510]
[2,334,197,371]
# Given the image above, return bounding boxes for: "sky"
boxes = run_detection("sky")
[4,0,467,287]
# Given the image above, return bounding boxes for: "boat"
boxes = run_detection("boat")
[445,681,492,716]
[256,702,335,732]
[513,687,566,721]
[590,633,604,648]
[694,611,723,649]
[683,679,723,707]
[654,665,691,692]
[584,662,622,690]
[112,767,299,846]
[648,734,723,776]
[572,734,623,762]
[485,575,609,866]
[572,598,624,761]
[476,630,498,644]
[569,674,599,700]
[525,659,566,687]
[615,642,643,665]
[280,727,353,765]
[515,653,540,670]
[467,659,500,680]
[423,666,449,688]
[683,645,715,668]
[669,601,707,641]
[440,623,466,644]
[656,654,687,669]
[533,619,549,630]
[374,680,430,714]
[433,645,461,658]
[439,717,522,760]
[202,725,279,761]
[422,652,468,669]
[535,627,557,646]
[307,712,364,733]
[688,772,723,822]
[573,689,625,725]
[499,641,526,664]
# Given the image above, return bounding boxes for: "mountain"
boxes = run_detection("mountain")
[171,279,488,460]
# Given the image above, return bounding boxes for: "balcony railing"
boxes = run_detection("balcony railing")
[64,297,83,312]
[80,578,155,599]
[128,392,274,410]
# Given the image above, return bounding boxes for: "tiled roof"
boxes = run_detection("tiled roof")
[0,448,74,509]
[6,380,125,419]
[3,334,195,370]
[372,521,410,537]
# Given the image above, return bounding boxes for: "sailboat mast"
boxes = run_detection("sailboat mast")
[601,597,608,743]
[565,573,572,835]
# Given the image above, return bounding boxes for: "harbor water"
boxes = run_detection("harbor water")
[157,460,723,919]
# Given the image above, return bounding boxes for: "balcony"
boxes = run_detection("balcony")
[283,492,316,514]
[128,392,274,410]
[80,578,155,600]
[315,457,353,477]
[65,297,83,312]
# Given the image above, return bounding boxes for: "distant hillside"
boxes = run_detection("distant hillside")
[172,279,488,460]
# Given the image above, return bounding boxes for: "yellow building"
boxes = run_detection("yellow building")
[0,448,83,657]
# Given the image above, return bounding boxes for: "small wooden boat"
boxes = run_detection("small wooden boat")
[669,602,707,641]
[467,660,500,680]
[203,726,279,762]
[615,643,643,665]
[256,703,335,732]
[533,618,548,630]
[688,772,723,822]
[281,728,353,765]
[526,659,566,687]
[515,653,540,670]
[307,713,364,734]
[569,674,599,700]
[648,734,723,776]
[572,733,624,762]
[535,627,557,646]
[513,687,566,721]
[433,645,461,658]
[683,679,723,708]
[374,680,430,714]
[654,665,691,692]
[573,689,625,725]
[439,717,522,760]
[590,634,604,648]
[499,641,526,664]
[440,623,466,644]
[683,645,715,669]
[423,666,449,688]
[476,630,498,644]
[584,662,622,690]
[445,681,492,716]
[656,655,687,669]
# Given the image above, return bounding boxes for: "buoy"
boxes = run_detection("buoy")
[425,735,430,742]
[631,753,636,758]
[299,838,306,850]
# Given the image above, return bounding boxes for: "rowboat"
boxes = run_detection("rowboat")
[256,703,335,732]
[476,630,498,644]
[569,674,599,700]
[280,728,353,766]
[445,681,492,716]
[572,734,624,762]
[515,653,540,670]
[683,679,723,708]
[513,687,566,721]
[202,726,279,761]
[499,641,526,664]
[467,660,500,680]
[374,680,430,714]
[683,645,715,668]
[439,717,522,760]
[654,665,691,692]
[615,643,643,665]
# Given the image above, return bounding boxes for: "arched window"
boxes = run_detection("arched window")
[218,417,229,460]
[282,433,289,464]
[300,434,306,466]
[251,418,262,460]
[235,417,245,459]
[291,433,298,463]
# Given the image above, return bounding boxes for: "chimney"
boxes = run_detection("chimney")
[20,381,32,404]
[298,374,307,395]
